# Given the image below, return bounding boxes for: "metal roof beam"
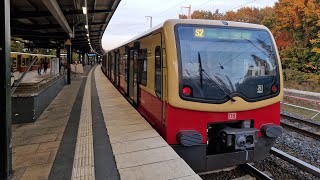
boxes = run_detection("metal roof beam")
[11,35,67,40]
[11,9,113,20]
[41,0,73,36]
[13,22,107,30]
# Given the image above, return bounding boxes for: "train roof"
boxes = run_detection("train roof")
[108,19,269,52]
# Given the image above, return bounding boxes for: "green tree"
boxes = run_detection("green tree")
[11,40,24,52]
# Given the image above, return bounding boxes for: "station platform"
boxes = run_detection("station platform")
[11,65,201,180]
[12,64,84,84]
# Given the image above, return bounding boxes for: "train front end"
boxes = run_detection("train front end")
[165,20,283,172]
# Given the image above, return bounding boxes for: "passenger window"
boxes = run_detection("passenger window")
[21,58,25,66]
[155,46,161,94]
[122,53,126,76]
[119,54,123,76]
[13,58,17,67]
[26,58,30,66]
[140,49,148,86]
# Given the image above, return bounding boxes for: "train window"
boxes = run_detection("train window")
[140,49,148,86]
[21,58,25,66]
[12,58,17,68]
[118,53,123,75]
[121,53,126,76]
[26,58,30,66]
[155,46,161,94]
[124,52,129,82]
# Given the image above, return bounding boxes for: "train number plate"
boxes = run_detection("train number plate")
[228,113,237,120]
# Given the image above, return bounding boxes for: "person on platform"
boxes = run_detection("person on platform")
[43,60,48,74]
[37,60,42,75]
[60,63,64,75]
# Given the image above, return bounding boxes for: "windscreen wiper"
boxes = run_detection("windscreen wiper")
[185,69,205,97]
[198,52,203,88]
[198,52,236,102]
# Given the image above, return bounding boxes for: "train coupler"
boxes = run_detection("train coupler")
[219,127,258,150]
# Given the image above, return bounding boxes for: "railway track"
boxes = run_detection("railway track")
[270,147,320,178]
[240,164,273,180]
[280,113,320,140]
[280,112,320,128]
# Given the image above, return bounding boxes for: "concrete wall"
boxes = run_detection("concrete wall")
[12,75,67,124]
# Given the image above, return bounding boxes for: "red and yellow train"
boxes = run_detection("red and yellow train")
[10,52,54,72]
[102,19,283,171]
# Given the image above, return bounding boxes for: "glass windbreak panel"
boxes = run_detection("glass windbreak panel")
[176,26,279,102]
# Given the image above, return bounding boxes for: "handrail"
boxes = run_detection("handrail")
[32,73,61,90]
[12,73,62,94]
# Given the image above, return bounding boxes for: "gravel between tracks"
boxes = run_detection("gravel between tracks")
[253,155,318,180]
[255,122,320,180]
[274,128,320,168]
[200,167,247,180]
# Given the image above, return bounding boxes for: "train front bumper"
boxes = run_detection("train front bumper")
[173,124,282,172]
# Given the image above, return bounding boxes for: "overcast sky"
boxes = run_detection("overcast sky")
[102,0,278,50]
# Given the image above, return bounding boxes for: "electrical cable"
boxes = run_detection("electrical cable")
[229,0,258,11]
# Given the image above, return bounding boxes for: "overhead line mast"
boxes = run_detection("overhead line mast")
[181,5,191,19]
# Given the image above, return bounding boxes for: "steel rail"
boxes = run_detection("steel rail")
[280,121,320,140]
[270,147,320,178]
[280,112,320,129]
[241,163,273,180]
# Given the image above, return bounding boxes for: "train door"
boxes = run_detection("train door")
[160,33,167,125]
[111,54,114,81]
[113,53,117,83]
[154,45,163,123]
[133,49,139,105]
[114,52,119,86]
[125,49,129,95]
[117,52,120,87]
[108,53,111,78]
[128,49,134,100]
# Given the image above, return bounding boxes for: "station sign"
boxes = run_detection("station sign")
[65,39,72,45]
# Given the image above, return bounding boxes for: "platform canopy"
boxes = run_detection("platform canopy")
[10,0,120,54]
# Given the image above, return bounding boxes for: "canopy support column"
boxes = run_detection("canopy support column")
[0,0,12,178]
[66,45,72,84]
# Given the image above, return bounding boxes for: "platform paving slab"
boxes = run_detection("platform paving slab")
[94,66,201,180]
[11,71,84,180]
[118,159,197,180]
[111,136,168,155]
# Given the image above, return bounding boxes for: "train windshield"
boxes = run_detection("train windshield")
[176,25,279,103]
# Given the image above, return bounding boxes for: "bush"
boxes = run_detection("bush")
[283,68,320,92]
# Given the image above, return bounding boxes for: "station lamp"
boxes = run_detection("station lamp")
[85,25,88,29]
[82,7,87,15]
[86,34,89,37]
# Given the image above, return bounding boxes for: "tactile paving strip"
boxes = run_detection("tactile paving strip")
[71,69,95,180]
